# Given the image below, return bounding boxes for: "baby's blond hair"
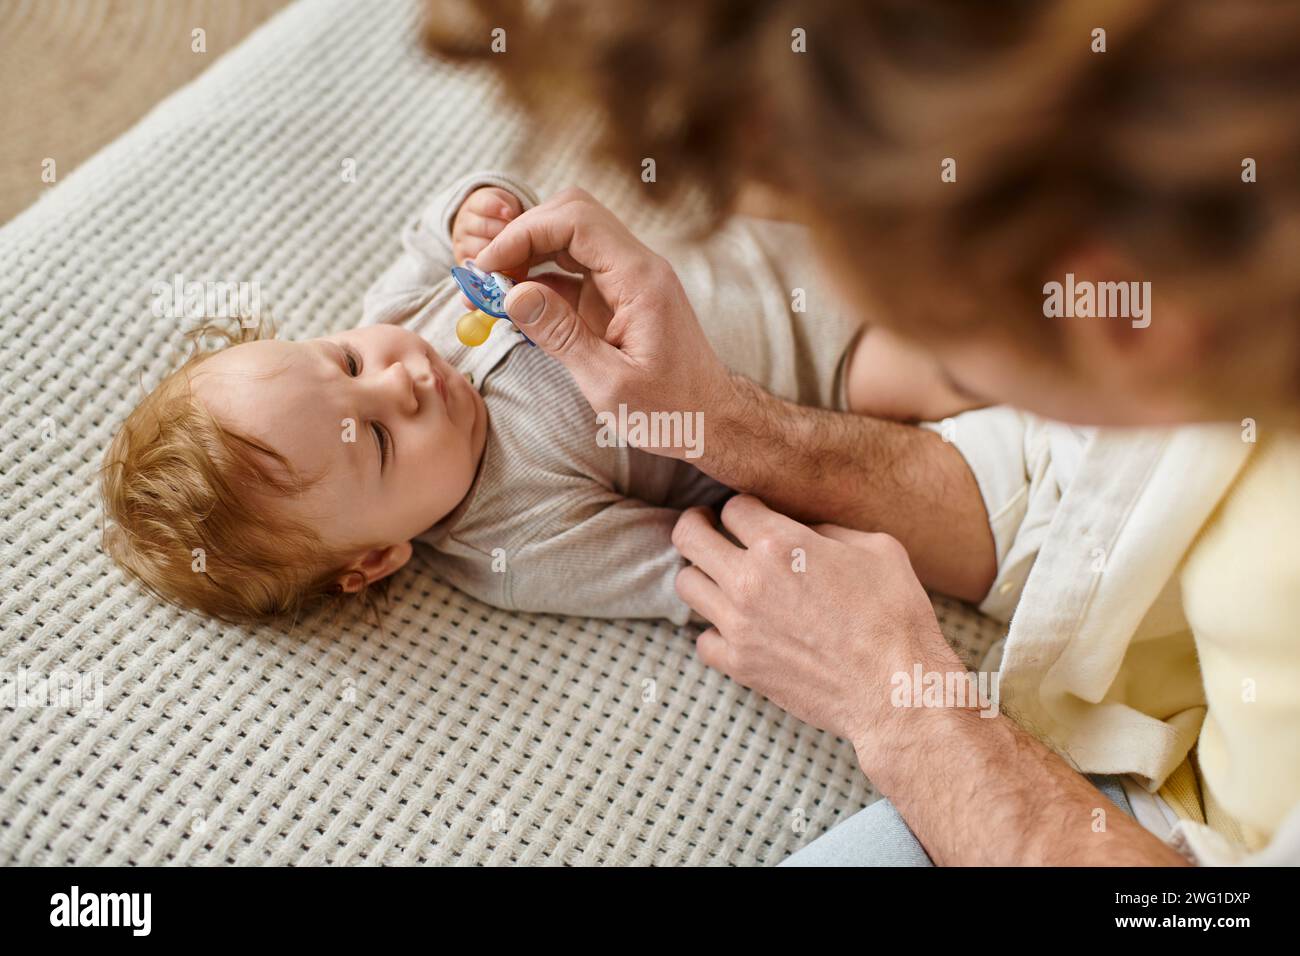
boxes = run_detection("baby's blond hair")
[99,316,391,629]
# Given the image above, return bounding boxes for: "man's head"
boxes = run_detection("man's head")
[101,319,486,626]
[428,0,1300,426]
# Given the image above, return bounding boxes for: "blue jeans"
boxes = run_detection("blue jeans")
[780,774,1133,866]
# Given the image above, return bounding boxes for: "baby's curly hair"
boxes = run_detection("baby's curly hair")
[99,315,392,630]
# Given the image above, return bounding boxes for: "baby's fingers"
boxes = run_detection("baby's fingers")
[464,186,522,222]
[453,234,492,268]
[455,210,511,241]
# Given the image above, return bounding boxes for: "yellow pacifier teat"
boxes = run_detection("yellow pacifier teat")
[456,310,498,347]
[451,262,535,348]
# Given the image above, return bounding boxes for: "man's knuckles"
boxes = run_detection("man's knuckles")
[719,494,768,532]
[671,507,713,554]
[728,567,768,610]
[750,534,789,563]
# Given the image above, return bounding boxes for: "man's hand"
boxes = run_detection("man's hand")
[477,186,995,603]
[474,188,734,460]
[673,495,1189,866]
[452,186,523,266]
[672,494,961,755]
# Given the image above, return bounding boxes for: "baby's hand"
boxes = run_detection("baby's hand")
[452,187,523,265]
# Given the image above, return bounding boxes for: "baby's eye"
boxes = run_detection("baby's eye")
[343,347,360,376]
[372,422,390,467]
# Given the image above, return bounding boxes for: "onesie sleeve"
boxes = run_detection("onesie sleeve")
[429,170,542,260]
[500,490,701,626]
[362,170,541,327]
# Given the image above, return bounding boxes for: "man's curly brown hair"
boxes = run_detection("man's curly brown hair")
[425,0,1300,410]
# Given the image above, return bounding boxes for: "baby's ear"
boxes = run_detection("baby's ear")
[100,522,131,566]
[339,542,414,591]
[335,569,366,594]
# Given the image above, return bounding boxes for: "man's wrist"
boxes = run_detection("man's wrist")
[849,635,982,793]
[860,699,1191,865]
[695,372,772,483]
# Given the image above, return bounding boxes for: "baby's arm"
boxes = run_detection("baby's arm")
[844,325,984,422]
[658,213,981,420]
[496,489,715,626]
[363,171,540,325]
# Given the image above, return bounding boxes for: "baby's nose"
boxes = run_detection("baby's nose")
[409,361,436,407]
[411,361,434,390]
[385,361,421,413]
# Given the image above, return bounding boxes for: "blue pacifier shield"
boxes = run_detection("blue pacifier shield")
[451,260,535,346]
[452,261,512,319]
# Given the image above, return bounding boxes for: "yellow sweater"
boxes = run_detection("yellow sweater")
[989,418,1298,862]
[1179,431,1300,850]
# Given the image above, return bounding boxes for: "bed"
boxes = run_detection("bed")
[0,0,1003,865]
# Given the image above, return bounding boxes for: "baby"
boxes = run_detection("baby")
[100,171,963,628]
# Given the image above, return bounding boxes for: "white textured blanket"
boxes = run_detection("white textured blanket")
[0,0,1003,864]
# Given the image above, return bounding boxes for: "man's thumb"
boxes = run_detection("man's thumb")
[504,281,602,366]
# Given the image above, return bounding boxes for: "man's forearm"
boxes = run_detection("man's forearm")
[863,699,1191,866]
[701,373,995,603]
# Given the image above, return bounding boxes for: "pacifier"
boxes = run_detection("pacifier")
[451,260,535,348]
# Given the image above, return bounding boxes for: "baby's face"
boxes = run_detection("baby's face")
[192,324,487,560]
